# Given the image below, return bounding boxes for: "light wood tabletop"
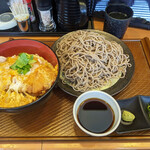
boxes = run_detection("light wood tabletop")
[0,18,150,150]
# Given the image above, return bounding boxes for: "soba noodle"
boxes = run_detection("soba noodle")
[56,30,131,92]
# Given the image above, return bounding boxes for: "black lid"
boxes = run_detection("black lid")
[37,0,52,11]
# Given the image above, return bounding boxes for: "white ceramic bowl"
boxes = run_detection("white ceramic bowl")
[73,91,121,137]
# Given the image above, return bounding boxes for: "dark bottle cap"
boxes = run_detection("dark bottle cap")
[37,0,52,11]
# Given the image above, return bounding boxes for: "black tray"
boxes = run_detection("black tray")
[0,18,94,37]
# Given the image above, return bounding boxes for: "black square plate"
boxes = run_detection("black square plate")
[116,95,150,134]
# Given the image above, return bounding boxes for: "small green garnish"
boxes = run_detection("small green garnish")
[147,104,150,118]
[10,53,36,75]
[147,104,150,111]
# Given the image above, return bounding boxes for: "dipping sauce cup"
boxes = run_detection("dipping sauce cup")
[103,4,133,39]
[73,91,121,137]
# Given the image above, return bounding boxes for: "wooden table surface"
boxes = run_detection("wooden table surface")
[0,18,150,150]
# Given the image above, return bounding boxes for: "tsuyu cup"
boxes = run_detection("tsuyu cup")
[73,91,121,137]
[103,4,133,39]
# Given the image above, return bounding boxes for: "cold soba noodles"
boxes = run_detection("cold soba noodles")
[56,30,131,92]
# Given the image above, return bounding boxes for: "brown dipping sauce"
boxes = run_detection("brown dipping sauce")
[77,98,115,133]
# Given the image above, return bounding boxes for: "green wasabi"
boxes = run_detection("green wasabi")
[121,110,135,125]
[147,104,150,118]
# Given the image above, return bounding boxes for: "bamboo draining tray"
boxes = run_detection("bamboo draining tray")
[0,37,150,141]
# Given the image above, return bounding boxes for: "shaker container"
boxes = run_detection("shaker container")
[37,0,56,32]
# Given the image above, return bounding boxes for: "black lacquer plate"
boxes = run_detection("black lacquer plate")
[51,29,135,97]
[116,95,150,134]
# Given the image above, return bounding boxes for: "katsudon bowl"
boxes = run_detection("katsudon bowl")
[0,39,60,113]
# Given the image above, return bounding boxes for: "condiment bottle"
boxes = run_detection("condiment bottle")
[37,0,56,32]
[26,0,36,22]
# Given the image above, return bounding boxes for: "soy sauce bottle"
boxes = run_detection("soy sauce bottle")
[26,0,36,22]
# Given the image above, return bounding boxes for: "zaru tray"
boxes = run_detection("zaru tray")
[0,37,150,141]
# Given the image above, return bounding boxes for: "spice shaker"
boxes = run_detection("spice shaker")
[37,0,56,32]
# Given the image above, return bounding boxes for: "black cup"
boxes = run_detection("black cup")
[103,4,133,39]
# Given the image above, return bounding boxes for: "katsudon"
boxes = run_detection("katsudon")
[0,53,58,108]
